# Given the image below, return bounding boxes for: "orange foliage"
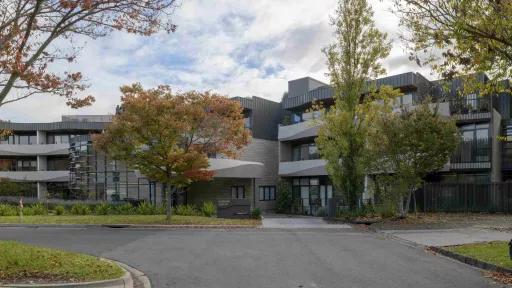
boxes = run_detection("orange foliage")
[94,83,251,187]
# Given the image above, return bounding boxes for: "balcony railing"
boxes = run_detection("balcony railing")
[448,97,491,115]
[451,138,490,164]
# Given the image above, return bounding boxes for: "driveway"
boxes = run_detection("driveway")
[381,227,512,247]
[262,215,351,229]
[0,227,500,288]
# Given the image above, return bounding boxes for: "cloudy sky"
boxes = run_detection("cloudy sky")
[0,0,434,122]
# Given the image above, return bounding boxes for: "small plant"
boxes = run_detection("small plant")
[24,203,48,216]
[251,207,262,219]
[70,203,91,215]
[174,204,198,216]
[54,205,65,215]
[135,201,156,215]
[155,204,166,215]
[113,203,134,215]
[0,204,17,216]
[94,202,112,215]
[200,201,216,217]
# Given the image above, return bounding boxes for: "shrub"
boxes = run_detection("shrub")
[155,204,166,215]
[275,180,293,214]
[70,203,91,215]
[135,201,156,215]
[316,207,326,217]
[376,201,396,219]
[251,207,262,219]
[200,201,216,217]
[113,203,134,215]
[24,203,48,216]
[94,202,112,215]
[174,204,198,216]
[0,204,17,216]
[54,205,66,215]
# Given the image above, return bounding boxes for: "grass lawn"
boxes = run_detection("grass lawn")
[0,214,261,226]
[446,241,512,269]
[0,241,124,284]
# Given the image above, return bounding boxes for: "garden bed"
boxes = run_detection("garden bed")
[0,215,261,226]
[0,241,124,285]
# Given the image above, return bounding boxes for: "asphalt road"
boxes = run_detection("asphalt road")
[0,227,501,288]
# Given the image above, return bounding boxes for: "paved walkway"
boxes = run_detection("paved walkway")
[262,215,351,229]
[382,228,512,247]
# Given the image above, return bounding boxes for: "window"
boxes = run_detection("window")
[243,110,252,129]
[259,186,276,201]
[47,157,69,171]
[47,134,70,144]
[291,143,320,161]
[231,186,245,199]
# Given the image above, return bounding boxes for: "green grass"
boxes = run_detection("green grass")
[0,215,261,226]
[0,241,124,284]
[446,241,512,269]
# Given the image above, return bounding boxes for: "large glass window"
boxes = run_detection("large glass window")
[291,177,333,215]
[453,123,490,163]
[259,186,276,201]
[0,158,36,171]
[47,134,71,144]
[47,157,69,171]
[0,134,37,145]
[231,186,245,199]
[291,143,320,161]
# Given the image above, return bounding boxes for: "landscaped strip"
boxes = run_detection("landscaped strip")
[445,241,512,269]
[0,241,124,285]
[0,215,261,226]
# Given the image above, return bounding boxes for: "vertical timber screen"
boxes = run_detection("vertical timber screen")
[418,183,512,213]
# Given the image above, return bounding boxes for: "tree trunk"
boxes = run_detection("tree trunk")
[166,185,174,221]
[398,195,405,218]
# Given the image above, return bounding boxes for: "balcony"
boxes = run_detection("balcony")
[279,159,327,177]
[278,120,321,142]
[450,138,491,170]
[0,143,69,156]
[449,97,492,121]
[0,170,68,182]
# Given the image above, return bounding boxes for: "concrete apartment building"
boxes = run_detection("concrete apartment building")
[0,72,510,214]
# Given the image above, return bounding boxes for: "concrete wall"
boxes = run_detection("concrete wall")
[239,138,279,211]
[187,178,252,206]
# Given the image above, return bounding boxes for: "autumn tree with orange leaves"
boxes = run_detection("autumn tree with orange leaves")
[0,0,178,108]
[94,84,251,220]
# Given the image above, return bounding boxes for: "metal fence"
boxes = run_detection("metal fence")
[417,183,512,213]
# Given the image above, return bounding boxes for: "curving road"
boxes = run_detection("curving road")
[0,226,501,288]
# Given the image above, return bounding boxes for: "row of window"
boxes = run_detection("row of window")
[230,185,277,201]
[289,94,414,124]
[0,134,37,145]
[0,158,37,171]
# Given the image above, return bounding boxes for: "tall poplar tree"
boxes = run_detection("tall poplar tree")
[316,0,391,209]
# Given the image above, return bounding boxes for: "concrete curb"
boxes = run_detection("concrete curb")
[1,259,134,288]
[429,246,512,275]
[114,261,151,288]
[0,223,259,229]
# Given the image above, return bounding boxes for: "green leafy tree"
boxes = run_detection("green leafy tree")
[367,102,459,217]
[316,0,392,209]
[394,0,512,90]
[94,84,251,220]
[275,179,292,214]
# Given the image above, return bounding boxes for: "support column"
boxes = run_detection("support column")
[36,130,48,200]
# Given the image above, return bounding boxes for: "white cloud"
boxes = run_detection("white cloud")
[0,0,430,122]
